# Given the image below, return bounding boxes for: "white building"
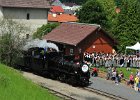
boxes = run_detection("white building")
[0,0,51,32]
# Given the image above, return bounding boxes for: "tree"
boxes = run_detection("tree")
[96,0,118,34]
[113,0,140,53]
[0,18,30,66]
[76,0,107,29]
[78,0,140,53]
[33,23,60,39]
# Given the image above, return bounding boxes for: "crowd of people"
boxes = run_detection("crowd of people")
[83,52,140,92]
[106,67,124,85]
[106,66,140,92]
[83,52,140,68]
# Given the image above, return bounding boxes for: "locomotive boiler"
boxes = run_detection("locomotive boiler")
[16,47,90,86]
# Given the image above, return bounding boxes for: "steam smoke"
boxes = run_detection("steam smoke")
[23,39,59,52]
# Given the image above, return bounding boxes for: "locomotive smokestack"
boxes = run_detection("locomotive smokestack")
[46,42,59,52]
[23,39,59,52]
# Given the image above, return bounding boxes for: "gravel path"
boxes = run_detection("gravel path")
[23,72,111,100]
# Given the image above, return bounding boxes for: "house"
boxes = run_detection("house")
[44,22,117,55]
[48,5,78,22]
[63,2,81,11]
[50,6,64,14]
[0,0,51,32]
[64,9,75,15]
[63,2,77,7]
[50,0,80,14]
[48,13,78,22]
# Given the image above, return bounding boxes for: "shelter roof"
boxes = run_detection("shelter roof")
[44,22,100,46]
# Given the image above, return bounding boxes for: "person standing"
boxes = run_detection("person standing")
[106,66,112,80]
[112,68,116,81]
[134,75,139,91]
[91,67,98,77]
[126,57,131,71]
[138,79,140,92]
[115,70,119,85]
[128,72,134,88]
[120,57,124,67]
[119,70,124,82]
[137,70,140,79]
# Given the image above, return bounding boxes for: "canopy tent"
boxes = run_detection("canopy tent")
[126,42,140,50]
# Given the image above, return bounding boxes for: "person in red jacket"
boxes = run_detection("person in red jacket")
[91,67,98,77]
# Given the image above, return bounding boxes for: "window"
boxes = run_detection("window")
[79,48,82,53]
[70,49,74,54]
[26,34,29,39]
[27,13,30,20]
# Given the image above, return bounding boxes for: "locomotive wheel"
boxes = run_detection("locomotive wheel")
[50,73,56,79]
[58,74,66,82]
[68,76,77,86]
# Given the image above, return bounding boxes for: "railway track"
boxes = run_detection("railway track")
[40,83,77,100]
[23,71,128,100]
[40,82,126,100]
[83,87,127,100]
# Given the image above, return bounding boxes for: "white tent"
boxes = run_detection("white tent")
[126,42,140,50]
[126,46,134,50]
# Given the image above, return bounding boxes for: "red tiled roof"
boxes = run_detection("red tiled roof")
[44,23,99,46]
[0,0,50,8]
[50,6,64,13]
[48,14,78,22]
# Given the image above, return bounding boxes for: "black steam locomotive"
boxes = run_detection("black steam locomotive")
[16,47,90,86]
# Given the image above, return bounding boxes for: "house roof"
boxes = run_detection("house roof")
[50,6,64,13]
[0,0,51,8]
[63,2,77,7]
[44,22,100,46]
[64,9,75,14]
[48,14,78,22]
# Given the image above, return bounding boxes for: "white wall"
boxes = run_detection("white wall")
[3,7,49,32]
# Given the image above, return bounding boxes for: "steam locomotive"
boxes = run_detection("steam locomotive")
[16,47,90,86]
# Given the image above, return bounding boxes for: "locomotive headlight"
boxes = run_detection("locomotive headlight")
[81,64,89,73]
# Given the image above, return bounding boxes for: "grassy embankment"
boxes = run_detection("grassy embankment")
[0,63,58,100]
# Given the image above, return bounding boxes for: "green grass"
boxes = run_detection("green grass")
[0,63,58,100]
[98,67,138,79]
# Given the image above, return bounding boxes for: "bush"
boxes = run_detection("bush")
[0,18,30,66]
[33,23,60,39]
